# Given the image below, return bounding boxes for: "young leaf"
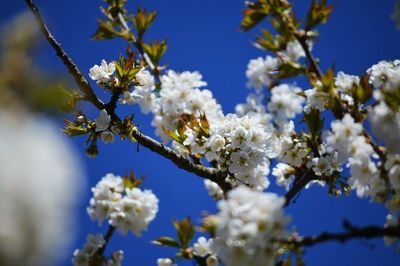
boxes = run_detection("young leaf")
[173,217,195,248]
[132,8,157,38]
[152,237,180,248]
[142,40,167,65]
[241,1,271,31]
[305,0,333,31]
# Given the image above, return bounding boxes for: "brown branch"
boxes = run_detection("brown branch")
[294,32,322,79]
[96,226,116,256]
[24,0,231,192]
[284,224,400,247]
[130,128,231,192]
[284,169,314,207]
[24,0,105,110]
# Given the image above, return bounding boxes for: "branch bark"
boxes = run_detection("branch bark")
[96,226,116,256]
[24,0,105,110]
[284,169,314,207]
[284,224,400,247]
[24,0,231,192]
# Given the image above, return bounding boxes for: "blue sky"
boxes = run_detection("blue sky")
[2,0,400,265]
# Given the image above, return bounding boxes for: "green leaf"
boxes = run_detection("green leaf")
[173,217,195,248]
[303,108,323,137]
[354,75,373,104]
[277,61,305,79]
[305,0,333,30]
[142,40,167,65]
[241,2,271,31]
[92,20,119,40]
[132,8,157,38]
[152,237,180,248]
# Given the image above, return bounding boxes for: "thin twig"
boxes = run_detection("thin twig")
[284,169,314,207]
[24,0,231,192]
[130,128,231,192]
[24,0,105,110]
[96,226,116,256]
[283,224,400,247]
[294,33,322,79]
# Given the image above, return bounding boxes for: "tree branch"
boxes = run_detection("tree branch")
[24,0,231,192]
[130,128,231,192]
[96,226,116,256]
[294,33,322,79]
[284,224,400,247]
[24,0,105,110]
[284,169,314,207]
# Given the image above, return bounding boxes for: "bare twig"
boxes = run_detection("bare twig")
[294,34,323,79]
[284,169,314,207]
[24,0,231,192]
[96,226,116,256]
[24,0,105,110]
[283,224,400,247]
[130,128,231,192]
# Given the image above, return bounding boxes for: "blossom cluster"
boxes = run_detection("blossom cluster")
[72,234,124,266]
[202,113,279,190]
[87,173,159,236]
[129,68,280,192]
[326,114,383,198]
[213,186,289,266]
[138,70,223,142]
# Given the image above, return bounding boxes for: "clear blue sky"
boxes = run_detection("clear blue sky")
[2,0,400,265]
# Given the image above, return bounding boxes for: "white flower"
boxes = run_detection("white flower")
[101,131,115,144]
[326,114,364,162]
[312,157,330,176]
[367,60,400,91]
[87,173,124,223]
[228,151,254,173]
[386,154,400,192]
[268,84,304,123]
[72,249,89,266]
[246,56,278,92]
[0,111,84,266]
[72,233,105,266]
[304,88,328,114]
[157,258,174,266]
[89,59,116,84]
[132,85,158,114]
[161,70,207,90]
[272,163,295,191]
[204,180,224,200]
[214,186,289,266]
[135,68,154,87]
[335,71,359,92]
[95,109,111,132]
[283,40,306,61]
[120,91,144,105]
[193,237,215,257]
[151,70,222,143]
[109,187,159,236]
[369,102,400,155]
[283,142,308,166]
[206,255,219,266]
[107,250,124,266]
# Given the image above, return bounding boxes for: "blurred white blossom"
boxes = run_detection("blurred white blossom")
[0,111,84,265]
